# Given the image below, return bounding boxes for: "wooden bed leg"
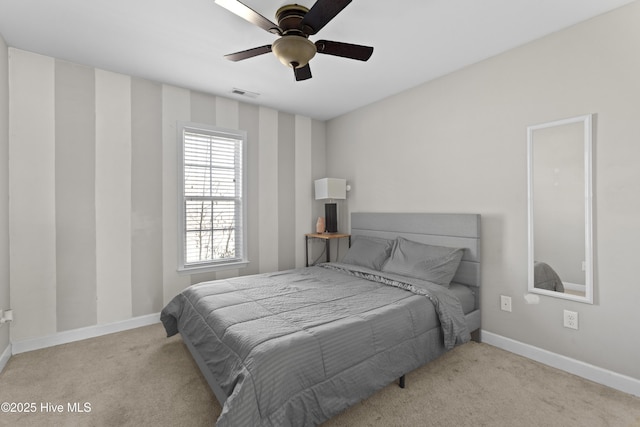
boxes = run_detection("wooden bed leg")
[399,375,405,389]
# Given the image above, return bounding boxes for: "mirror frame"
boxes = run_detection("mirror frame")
[527,114,594,304]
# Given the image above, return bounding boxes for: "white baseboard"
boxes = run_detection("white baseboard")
[481,330,640,398]
[11,313,160,355]
[0,342,11,373]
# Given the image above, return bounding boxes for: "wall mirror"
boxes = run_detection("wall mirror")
[527,114,594,304]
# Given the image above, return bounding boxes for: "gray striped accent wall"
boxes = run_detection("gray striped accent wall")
[131,77,163,317]
[8,48,325,341]
[55,60,98,331]
[0,35,10,353]
[278,113,296,271]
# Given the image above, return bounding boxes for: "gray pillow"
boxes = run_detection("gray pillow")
[381,237,464,287]
[341,236,394,270]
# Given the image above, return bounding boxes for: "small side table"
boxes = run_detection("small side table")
[305,233,351,267]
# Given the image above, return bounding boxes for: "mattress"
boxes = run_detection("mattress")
[450,282,476,314]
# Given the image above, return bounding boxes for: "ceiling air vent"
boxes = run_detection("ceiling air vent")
[231,88,259,99]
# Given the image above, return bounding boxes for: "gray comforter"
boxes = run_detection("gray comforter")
[161,263,470,427]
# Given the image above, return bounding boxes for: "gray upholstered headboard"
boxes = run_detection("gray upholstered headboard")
[350,212,481,289]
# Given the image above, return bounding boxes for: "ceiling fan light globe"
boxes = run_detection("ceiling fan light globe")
[272,36,317,68]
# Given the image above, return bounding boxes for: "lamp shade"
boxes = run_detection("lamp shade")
[314,178,346,200]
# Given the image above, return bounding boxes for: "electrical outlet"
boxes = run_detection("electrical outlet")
[500,295,512,312]
[563,310,578,330]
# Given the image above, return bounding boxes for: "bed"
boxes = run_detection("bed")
[533,261,565,292]
[161,212,481,426]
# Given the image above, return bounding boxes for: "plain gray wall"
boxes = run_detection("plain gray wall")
[0,34,9,356]
[326,2,640,380]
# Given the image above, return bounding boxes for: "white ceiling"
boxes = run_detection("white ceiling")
[0,0,634,120]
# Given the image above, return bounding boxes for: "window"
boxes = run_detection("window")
[178,122,247,272]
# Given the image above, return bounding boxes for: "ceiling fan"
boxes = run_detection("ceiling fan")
[214,0,374,81]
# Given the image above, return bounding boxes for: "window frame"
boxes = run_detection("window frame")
[177,121,248,273]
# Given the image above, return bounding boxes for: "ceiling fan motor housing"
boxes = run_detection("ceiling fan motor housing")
[276,4,309,31]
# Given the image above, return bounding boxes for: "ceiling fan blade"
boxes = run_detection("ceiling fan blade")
[294,64,312,81]
[215,0,281,34]
[315,40,373,61]
[224,45,272,62]
[300,0,352,35]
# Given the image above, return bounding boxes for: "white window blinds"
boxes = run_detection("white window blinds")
[180,124,247,270]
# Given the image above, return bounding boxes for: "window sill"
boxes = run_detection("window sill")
[177,260,249,275]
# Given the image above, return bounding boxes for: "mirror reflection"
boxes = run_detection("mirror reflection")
[527,114,594,304]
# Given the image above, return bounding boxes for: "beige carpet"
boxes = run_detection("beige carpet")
[0,324,639,427]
